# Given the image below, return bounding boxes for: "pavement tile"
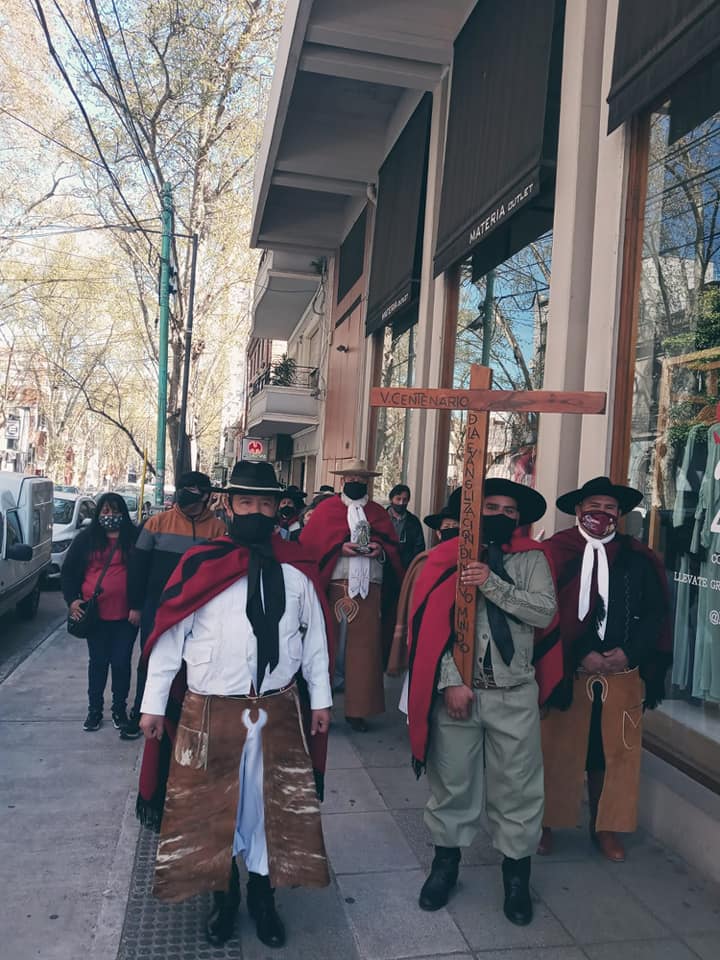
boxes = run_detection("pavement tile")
[343,713,413,768]
[326,729,364,769]
[532,859,669,943]
[367,765,430,809]
[392,808,501,868]
[535,824,596,862]
[322,767,387,814]
[337,870,468,960]
[472,950,586,960]
[447,865,573,951]
[684,932,720,959]
[584,940,699,959]
[322,811,419,874]
[595,836,720,936]
[242,883,360,960]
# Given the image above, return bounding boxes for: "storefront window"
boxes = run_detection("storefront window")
[627,105,720,756]
[447,232,553,493]
[374,323,416,500]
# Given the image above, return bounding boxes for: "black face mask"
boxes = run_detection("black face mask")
[344,481,367,501]
[177,489,205,509]
[228,512,276,545]
[482,514,517,545]
[440,527,459,542]
[278,505,297,521]
[392,503,408,515]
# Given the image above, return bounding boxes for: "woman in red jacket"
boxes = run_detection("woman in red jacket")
[62,493,139,732]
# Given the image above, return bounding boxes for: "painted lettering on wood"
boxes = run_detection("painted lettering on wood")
[453,367,491,679]
[370,387,606,415]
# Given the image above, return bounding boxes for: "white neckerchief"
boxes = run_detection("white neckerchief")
[342,492,370,599]
[577,523,616,640]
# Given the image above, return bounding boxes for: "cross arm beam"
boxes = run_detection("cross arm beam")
[370,387,606,415]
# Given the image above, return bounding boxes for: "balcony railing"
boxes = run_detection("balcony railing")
[250,362,319,397]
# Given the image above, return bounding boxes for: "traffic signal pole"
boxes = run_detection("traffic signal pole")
[155,182,173,506]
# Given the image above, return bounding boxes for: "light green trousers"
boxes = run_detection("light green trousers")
[424,681,544,860]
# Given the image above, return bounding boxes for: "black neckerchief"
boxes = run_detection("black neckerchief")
[483,542,517,667]
[244,540,286,690]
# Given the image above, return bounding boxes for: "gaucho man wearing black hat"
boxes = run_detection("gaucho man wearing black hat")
[408,479,557,927]
[538,477,672,864]
[136,461,333,950]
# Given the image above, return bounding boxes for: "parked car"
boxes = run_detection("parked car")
[47,493,96,582]
[54,484,80,494]
[0,475,53,620]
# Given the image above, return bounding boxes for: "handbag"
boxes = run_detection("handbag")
[67,539,120,639]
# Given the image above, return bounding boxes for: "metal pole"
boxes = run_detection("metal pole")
[155,182,173,506]
[176,232,198,482]
[138,448,148,524]
[481,269,495,367]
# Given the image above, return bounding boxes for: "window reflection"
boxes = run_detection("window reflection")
[448,231,553,495]
[374,323,416,500]
[629,106,720,723]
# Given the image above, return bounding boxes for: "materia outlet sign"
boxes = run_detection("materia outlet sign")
[241,437,269,462]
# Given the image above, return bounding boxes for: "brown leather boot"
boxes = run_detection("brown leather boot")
[586,770,626,862]
[536,827,553,856]
[593,830,626,862]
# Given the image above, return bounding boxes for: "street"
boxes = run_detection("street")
[0,588,66,684]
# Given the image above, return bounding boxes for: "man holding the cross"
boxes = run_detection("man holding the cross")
[407,479,556,926]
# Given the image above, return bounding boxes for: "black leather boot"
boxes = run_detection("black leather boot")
[206,859,240,946]
[247,872,286,948]
[418,846,461,911]
[502,856,533,925]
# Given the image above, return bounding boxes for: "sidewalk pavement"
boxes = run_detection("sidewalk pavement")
[2,626,719,960]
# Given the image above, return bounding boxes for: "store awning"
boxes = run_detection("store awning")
[337,208,367,305]
[251,0,477,259]
[366,94,432,336]
[608,0,720,133]
[433,0,564,277]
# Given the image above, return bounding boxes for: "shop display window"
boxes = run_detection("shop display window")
[446,232,553,494]
[373,322,416,500]
[625,104,720,771]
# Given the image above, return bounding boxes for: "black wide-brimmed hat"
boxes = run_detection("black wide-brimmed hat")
[556,476,643,516]
[281,484,306,508]
[485,477,547,526]
[221,460,283,495]
[424,488,461,530]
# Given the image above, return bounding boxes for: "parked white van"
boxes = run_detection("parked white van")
[0,475,53,620]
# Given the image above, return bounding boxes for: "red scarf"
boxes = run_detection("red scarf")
[407,533,561,773]
[541,526,672,708]
[137,535,335,828]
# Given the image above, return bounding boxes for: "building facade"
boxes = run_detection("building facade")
[250,0,720,876]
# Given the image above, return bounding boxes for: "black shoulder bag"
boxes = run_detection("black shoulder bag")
[67,539,120,639]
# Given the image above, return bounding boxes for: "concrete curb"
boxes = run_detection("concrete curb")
[0,616,66,686]
[88,746,143,960]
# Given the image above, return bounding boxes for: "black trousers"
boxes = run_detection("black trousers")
[585,680,606,772]
[86,619,137,713]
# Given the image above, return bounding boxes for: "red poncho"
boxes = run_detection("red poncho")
[540,527,672,709]
[407,534,562,773]
[136,535,334,828]
[299,494,405,662]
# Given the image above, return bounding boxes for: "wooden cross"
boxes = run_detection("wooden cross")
[370,364,606,684]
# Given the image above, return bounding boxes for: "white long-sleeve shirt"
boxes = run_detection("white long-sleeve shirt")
[141,563,332,715]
